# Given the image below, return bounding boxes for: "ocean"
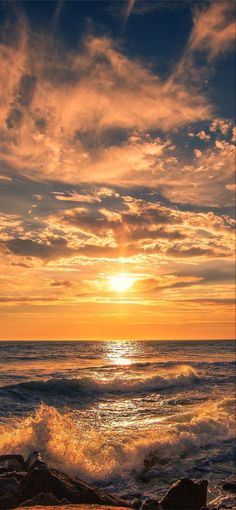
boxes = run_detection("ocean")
[0,340,235,507]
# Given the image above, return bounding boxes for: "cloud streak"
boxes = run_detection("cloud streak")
[189,2,235,59]
[123,0,136,26]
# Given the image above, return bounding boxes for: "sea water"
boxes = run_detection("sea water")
[0,340,235,506]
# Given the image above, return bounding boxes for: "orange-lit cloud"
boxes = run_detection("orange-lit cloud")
[0,24,212,184]
[189,2,235,59]
[0,2,235,340]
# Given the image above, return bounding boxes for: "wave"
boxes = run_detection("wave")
[1,365,199,397]
[0,400,234,484]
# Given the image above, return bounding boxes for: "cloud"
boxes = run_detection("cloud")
[50,280,73,287]
[166,245,228,258]
[189,2,235,59]
[44,194,235,262]
[196,130,211,141]
[52,192,101,204]
[0,21,212,184]
[6,237,73,260]
[123,0,136,25]
[2,190,233,265]
[159,139,235,207]
[0,175,12,182]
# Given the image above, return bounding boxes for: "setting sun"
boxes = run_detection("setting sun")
[109,274,135,292]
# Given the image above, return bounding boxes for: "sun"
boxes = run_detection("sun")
[109,273,135,292]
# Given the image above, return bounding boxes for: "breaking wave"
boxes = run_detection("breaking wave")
[0,400,234,484]
[2,365,199,396]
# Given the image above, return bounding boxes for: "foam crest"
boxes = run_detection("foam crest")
[3,365,199,396]
[0,399,234,483]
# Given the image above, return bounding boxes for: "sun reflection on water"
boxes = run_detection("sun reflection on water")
[103,340,139,366]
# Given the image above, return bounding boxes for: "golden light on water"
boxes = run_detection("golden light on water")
[109,274,135,293]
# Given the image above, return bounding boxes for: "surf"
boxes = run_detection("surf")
[0,399,234,485]
[1,365,199,397]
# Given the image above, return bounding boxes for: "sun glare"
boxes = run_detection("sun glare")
[109,274,135,292]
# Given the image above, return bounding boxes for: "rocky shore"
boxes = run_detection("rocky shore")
[0,453,235,510]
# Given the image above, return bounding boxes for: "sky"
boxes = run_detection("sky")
[0,0,235,340]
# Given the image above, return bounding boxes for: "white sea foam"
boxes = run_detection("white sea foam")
[0,398,234,483]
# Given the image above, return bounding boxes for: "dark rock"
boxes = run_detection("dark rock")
[0,491,20,510]
[25,451,47,471]
[0,451,130,509]
[130,498,142,509]
[19,492,69,506]
[222,483,236,493]
[0,471,27,509]
[2,452,130,507]
[0,472,26,483]
[0,476,20,491]
[0,455,25,474]
[142,497,161,510]
[20,463,128,506]
[161,477,208,510]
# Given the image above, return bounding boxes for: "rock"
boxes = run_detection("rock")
[19,506,133,510]
[20,464,128,506]
[142,497,161,510]
[0,452,129,509]
[0,471,27,509]
[19,492,69,506]
[0,491,20,510]
[222,483,236,494]
[161,477,208,510]
[25,452,47,472]
[0,455,25,474]
[130,498,142,509]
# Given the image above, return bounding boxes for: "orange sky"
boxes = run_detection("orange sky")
[0,1,235,340]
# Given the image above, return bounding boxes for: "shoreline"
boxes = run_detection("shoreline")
[1,453,235,510]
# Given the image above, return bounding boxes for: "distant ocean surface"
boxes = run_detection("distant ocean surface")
[0,340,235,506]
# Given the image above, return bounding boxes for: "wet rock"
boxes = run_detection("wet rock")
[0,471,27,508]
[19,506,134,510]
[19,492,69,506]
[0,476,20,491]
[161,477,208,510]
[0,452,129,509]
[142,497,161,510]
[25,452,47,472]
[222,483,236,494]
[20,464,127,506]
[129,498,142,509]
[0,455,25,474]
[0,491,19,510]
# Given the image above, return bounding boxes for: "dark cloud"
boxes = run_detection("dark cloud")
[6,108,23,129]
[6,237,73,260]
[175,263,235,285]
[75,244,119,257]
[127,227,183,241]
[166,245,230,258]
[60,208,121,234]
[50,280,73,287]
[6,74,37,131]
[18,74,36,107]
